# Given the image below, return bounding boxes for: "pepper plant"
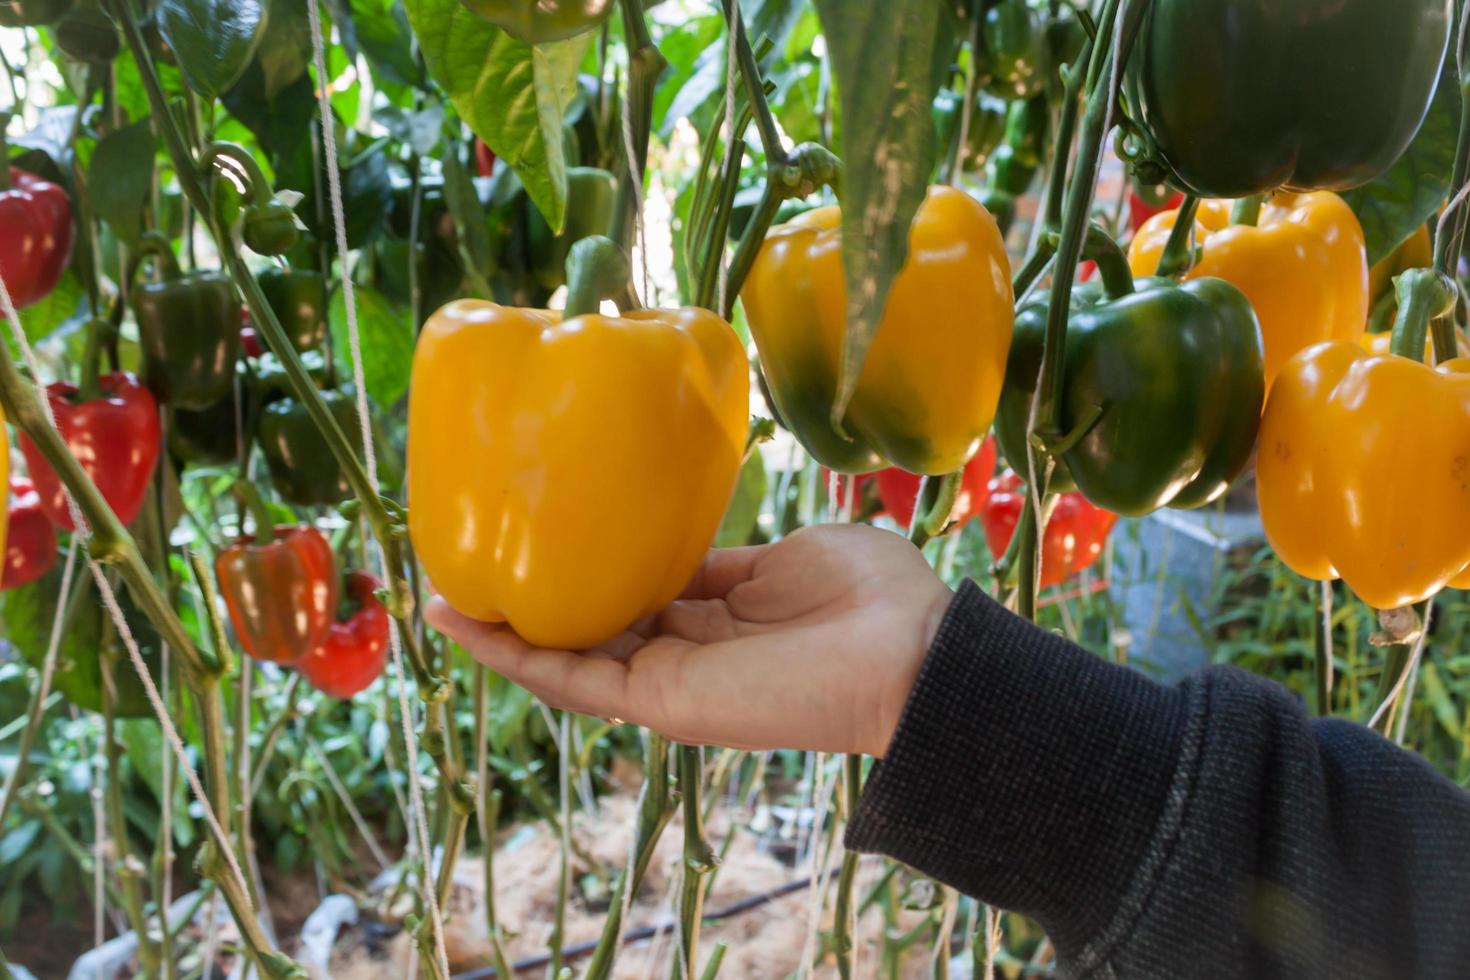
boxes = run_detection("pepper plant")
[0,0,1467,977]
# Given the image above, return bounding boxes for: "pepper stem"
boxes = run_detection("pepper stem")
[132,229,184,282]
[1388,269,1458,363]
[77,317,111,401]
[1154,192,1200,278]
[1079,223,1135,299]
[199,141,276,207]
[1230,194,1264,227]
[563,236,632,318]
[232,480,277,540]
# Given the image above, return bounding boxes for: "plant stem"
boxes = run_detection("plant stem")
[583,732,673,980]
[474,671,516,980]
[608,0,667,261]
[675,744,718,978]
[1154,193,1199,278]
[101,648,159,975]
[1230,194,1264,227]
[832,754,864,979]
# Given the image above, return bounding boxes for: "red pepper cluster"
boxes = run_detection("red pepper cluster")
[215,528,389,699]
[981,470,1118,589]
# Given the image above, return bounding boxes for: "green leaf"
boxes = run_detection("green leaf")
[221,59,319,161]
[88,116,155,246]
[332,0,422,89]
[158,0,267,99]
[716,450,768,548]
[1341,64,1461,266]
[0,820,40,865]
[812,0,954,424]
[484,669,536,753]
[328,284,414,406]
[118,718,166,806]
[255,0,314,99]
[403,0,588,232]
[14,270,85,347]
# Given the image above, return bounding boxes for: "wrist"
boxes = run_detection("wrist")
[867,582,956,759]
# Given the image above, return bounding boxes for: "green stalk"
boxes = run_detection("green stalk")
[608,0,668,262]
[474,666,516,980]
[550,712,572,976]
[583,733,673,980]
[100,647,159,975]
[675,744,718,978]
[1230,194,1264,227]
[832,754,864,979]
[1154,193,1200,277]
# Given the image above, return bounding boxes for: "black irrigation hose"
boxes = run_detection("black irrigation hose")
[450,872,830,979]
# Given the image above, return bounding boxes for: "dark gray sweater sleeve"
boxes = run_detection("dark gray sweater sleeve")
[847,581,1470,979]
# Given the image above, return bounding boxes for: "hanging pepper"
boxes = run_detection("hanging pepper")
[409,281,749,650]
[935,89,1009,176]
[982,0,1046,100]
[170,396,245,467]
[0,168,73,310]
[0,0,73,25]
[456,0,613,43]
[475,139,497,179]
[216,517,339,665]
[258,267,328,353]
[131,233,242,410]
[1129,192,1369,388]
[874,437,998,531]
[995,229,1264,516]
[258,389,366,507]
[743,185,1014,476]
[1132,0,1451,198]
[526,167,618,294]
[2,479,56,591]
[976,96,1049,232]
[981,470,1117,589]
[1127,185,1183,234]
[1257,273,1470,609]
[21,373,161,531]
[293,571,390,699]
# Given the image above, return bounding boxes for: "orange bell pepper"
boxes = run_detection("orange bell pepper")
[1129,192,1369,389]
[1257,341,1470,608]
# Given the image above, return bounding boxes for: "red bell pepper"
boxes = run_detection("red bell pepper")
[216,525,339,664]
[1128,187,1184,235]
[294,570,391,699]
[2,479,57,591]
[21,373,161,531]
[0,168,73,310]
[475,139,497,178]
[240,304,265,358]
[981,470,1117,589]
[875,437,998,530]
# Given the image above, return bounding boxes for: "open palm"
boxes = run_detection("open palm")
[426,524,953,758]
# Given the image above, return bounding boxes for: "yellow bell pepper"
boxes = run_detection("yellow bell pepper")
[408,301,749,649]
[1257,341,1470,609]
[741,185,1014,476]
[1129,191,1369,389]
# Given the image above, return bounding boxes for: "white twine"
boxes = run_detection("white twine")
[716,0,741,316]
[0,264,254,919]
[304,1,449,971]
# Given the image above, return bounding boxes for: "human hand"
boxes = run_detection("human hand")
[425,524,954,758]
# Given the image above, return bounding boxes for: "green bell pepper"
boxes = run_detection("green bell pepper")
[258,388,399,506]
[526,166,617,293]
[935,89,1009,175]
[0,0,72,26]
[983,0,1046,100]
[976,95,1049,234]
[1132,0,1451,198]
[457,0,612,43]
[259,268,328,353]
[132,234,242,411]
[995,229,1264,516]
[170,397,245,467]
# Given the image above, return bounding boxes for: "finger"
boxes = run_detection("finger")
[426,598,643,718]
[678,546,767,601]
